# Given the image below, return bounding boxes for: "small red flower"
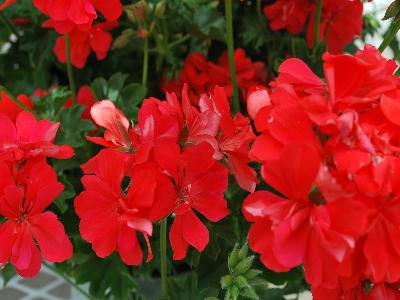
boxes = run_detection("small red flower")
[51,21,118,68]
[154,142,229,260]
[0,91,34,122]
[162,49,266,103]
[33,0,122,33]
[264,0,364,54]
[75,149,176,265]
[263,0,311,35]
[0,160,73,277]
[307,0,363,54]
[0,111,74,162]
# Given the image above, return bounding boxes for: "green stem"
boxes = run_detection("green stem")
[0,85,38,117]
[142,36,149,87]
[43,261,91,299]
[160,218,168,299]
[0,11,20,38]
[256,0,264,28]
[168,34,190,49]
[313,0,323,50]
[224,0,240,114]
[65,34,77,104]
[379,20,400,52]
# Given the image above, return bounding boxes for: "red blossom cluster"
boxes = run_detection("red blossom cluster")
[0,108,74,277]
[264,0,363,54]
[161,49,267,104]
[244,45,400,299]
[76,84,257,263]
[32,0,122,68]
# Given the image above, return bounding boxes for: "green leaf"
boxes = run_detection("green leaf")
[108,72,128,102]
[91,77,108,100]
[54,176,75,214]
[1,264,16,287]
[57,105,96,148]
[120,83,147,106]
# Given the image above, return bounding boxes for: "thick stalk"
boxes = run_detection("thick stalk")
[43,261,91,299]
[224,0,240,114]
[142,36,149,87]
[0,85,38,117]
[0,11,20,38]
[65,34,77,104]
[379,20,400,52]
[313,0,323,50]
[160,218,168,299]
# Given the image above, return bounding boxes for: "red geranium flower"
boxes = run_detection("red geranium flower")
[0,111,74,162]
[307,0,363,54]
[51,21,118,68]
[263,0,311,35]
[243,144,368,288]
[75,149,176,265]
[33,0,122,33]
[0,160,73,277]
[162,49,266,103]
[154,142,229,260]
[0,91,34,122]
[263,0,364,54]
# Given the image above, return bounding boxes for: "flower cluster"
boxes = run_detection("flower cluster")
[33,0,122,68]
[264,0,363,54]
[244,45,400,299]
[161,49,267,104]
[76,84,257,263]
[0,108,74,277]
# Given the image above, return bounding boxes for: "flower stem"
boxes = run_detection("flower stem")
[168,34,190,49]
[256,0,264,28]
[224,0,240,114]
[379,20,400,52]
[313,0,323,50]
[0,85,38,117]
[160,218,168,299]
[65,34,77,104]
[0,11,20,38]
[43,261,91,300]
[142,36,149,87]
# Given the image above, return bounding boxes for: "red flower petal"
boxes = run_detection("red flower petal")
[30,212,73,262]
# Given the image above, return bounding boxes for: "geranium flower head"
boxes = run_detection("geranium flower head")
[51,21,118,68]
[155,142,229,259]
[33,0,122,32]
[0,160,73,277]
[75,149,176,265]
